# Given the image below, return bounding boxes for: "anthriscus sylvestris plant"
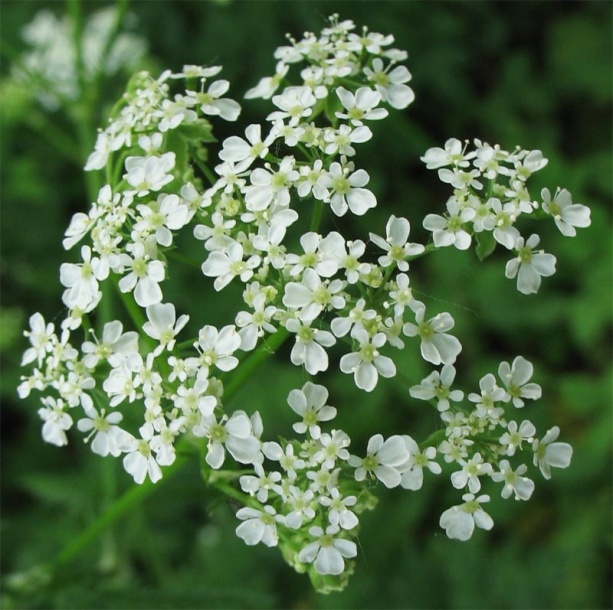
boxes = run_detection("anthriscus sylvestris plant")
[19,15,590,593]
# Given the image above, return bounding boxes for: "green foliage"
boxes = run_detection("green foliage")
[1,1,611,609]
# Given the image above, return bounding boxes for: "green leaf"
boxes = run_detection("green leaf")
[475,231,496,261]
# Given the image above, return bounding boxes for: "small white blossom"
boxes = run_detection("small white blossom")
[499,419,536,456]
[403,301,462,365]
[143,302,189,356]
[335,86,388,125]
[38,397,72,447]
[541,187,591,237]
[285,318,336,375]
[532,426,572,480]
[498,356,542,408]
[298,525,357,575]
[287,382,336,440]
[349,434,409,488]
[505,234,556,295]
[340,328,396,392]
[492,460,535,500]
[439,493,493,541]
[410,365,464,412]
[236,505,284,547]
[369,215,424,271]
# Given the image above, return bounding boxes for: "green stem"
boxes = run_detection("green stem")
[309,199,325,233]
[52,449,191,569]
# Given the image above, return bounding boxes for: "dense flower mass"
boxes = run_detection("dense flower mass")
[18,14,587,593]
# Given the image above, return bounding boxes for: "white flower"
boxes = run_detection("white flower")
[348,434,410,488]
[81,320,139,369]
[193,410,261,469]
[245,60,289,99]
[124,152,175,196]
[298,525,357,575]
[335,86,388,125]
[490,198,521,249]
[103,356,142,407]
[186,79,241,121]
[532,426,572,480]
[235,293,277,352]
[219,123,275,171]
[173,377,216,418]
[235,505,284,547]
[491,460,535,500]
[143,302,189,356]
[193,324,241,378]
[116,242,165,307]
[282,268,345,323]
[38,397,72,447]
[268,86,316,125]
[439,493,493,541]
[398,438,441,491]
[369,215,424,271]
[363,58,414,109]
[314,430,351,469]
[262,442,305,482]
[319,488,359,530]
[60,245,109,310]
[423,199,475,250]
[239,463,283,503]
[498,356,542,408]
[451,452,493,493]
[505,234,556,295]
[122,428,163,484]
[285,318,336,375]
[467,373,507,415]
[77,406,128,457]
[421,138,475,170]
[285,232,340,278]
[284,487,316,529]
[340,328,396,392]
[438,167,482,191]
[330,298,377,338]
[133,193,190,247]
[323,124,372,157]
[244,156,298,211]
[541,188,591,237]
[287,381,336,440]
[194,212,236,252]
[499,419,536,456]
[21,313,56,366]
[403,300,462,365]
[320,161,376,217]
[409,365,464,412]
[202,242,261,291]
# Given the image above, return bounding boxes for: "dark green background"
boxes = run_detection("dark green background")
[1,1,611,608]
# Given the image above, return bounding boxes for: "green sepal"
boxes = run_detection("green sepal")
[475,231,497,261]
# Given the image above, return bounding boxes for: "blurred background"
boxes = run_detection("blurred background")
[1,1,611,608]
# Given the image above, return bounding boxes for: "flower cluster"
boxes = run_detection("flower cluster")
[421,138,591,294]
[11,7,147,110]
[19,15,585,593]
